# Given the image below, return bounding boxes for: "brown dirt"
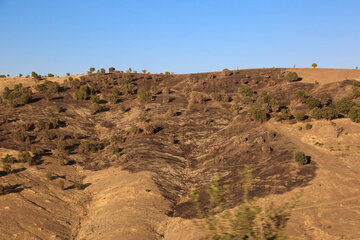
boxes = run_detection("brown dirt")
[0,69,359,239]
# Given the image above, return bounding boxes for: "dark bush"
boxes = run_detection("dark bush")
[211,91,230,102]
[89,67,95,73]
[3,164,11,173]
[91,103,106,114]
[47,73,54,77]
[281,108,292,120]
[109,67,115,73]
[295,90,306,102]
[1,154,16,164]
[305,123,312,130]
[222,68,232,76]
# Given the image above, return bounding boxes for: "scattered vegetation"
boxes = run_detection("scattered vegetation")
[285,72,299,82]
[294,151,309,165]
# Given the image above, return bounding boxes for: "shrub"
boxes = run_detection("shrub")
[320,107,339,120]
[74,84,92,100]
[305,123,312,130]
[123,83,136,94]
[210,91,230,102]
[109,145,122,156]
[47,73,54,77]
[335,97,356,115]
[3,164,11,173]
[106,94,118,104]
[295,90,306,102]
[353,81,360,87]
[129,125,142,135]
[100,68,106,74]
[262,92,279,112]
[58,180,65,190]
[13,130,26,142]
[190,91,207,103]
[312,63,317,69]
[80,140,109,153]
[57,141,70,154]
[89,67,95,73]
[294,110,305,121]
[2,87,10,99]
[0,185,4,195]
[349,105,360,123]
[231,103,242,114]
[285,72,299,82]
[319,93,332,106]
[137,89,151,102]
[17,151,32,164]
[281,108,292,120]
[109,67,115,73]
[222,68,232,76]
[295,151,309,165]
[46,172,54,180]
[111,135,126,143]
[74,179,84,190]
[91,103,106,114]
[306,98,321,110]
[238,86,254,97]
[21,90,33,104]
[250,104,267,122]
[352,87,360,98]
[1,154,16,164]
[144,123,159,134]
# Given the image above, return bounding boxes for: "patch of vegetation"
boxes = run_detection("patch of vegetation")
[238,86,254,97]
[305,123,312,130]
[349,105,360,123]
[46,172,54,180]
[74,84,95,100]
[58,180,65,190]
[250,104,267,122]
[1,154,17,164]
[35,80,60,100]
[109,145,122,156]
[190,91,207,103]
[80,140,109,153]
[311,107,339,120]
[192,166,301,240]
[294,151,309,165]
[306,97,322,110]
[74,179,84,190]
[285,72,299,82]
[13,130,27,142]
[222,68,232,76]
[335,97,356,115]
[295,89,307,102]
[3,164,11,174]
[210,91,230,102]
[294,110,305,121]
[281,108,292,120]
[231,103,242,114]
[91,103,106,115]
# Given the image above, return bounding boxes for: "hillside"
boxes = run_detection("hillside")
[0,68,360,240]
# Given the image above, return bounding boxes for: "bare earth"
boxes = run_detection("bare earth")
[0,68,360,239]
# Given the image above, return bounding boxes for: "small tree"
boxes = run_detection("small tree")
[100,68,106,74]
[109,67,115,73]
[312,63,318,69]
[349,105,360,123]
[142,69,147,74]
[294,110,305,121]
[89,67,95,73]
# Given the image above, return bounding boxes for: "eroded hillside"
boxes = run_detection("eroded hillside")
[0,68,360,239]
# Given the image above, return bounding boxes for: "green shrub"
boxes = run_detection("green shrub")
[21,90,33,104]
[123,83,136,94]
[91,103,106,114]
[13,131,26,142]
[222,68,232,76]
[306,98,321,110]
[111,135,126,143]
[281,108,292,120]
[295,90,306,102]
[74,84,92,100]
[295,151,308,165]
[58,180,65,190]
[89,67,95,73]
[353,81,360,87]
[100,68,106,74]
[17,151,32,163]
[320,107,339,120]
[1,154,16,164]
[2,87,10,99]
[352,87,360,98]
[46,172,54,180]
[349,105,360,123]
[109,145,122,156]
[80,140,109,153]
[90,95,100,103]
[3,164,11,173]
[144,123,159,134]
[210,91,230,102]
[312,63,317,68]
[294,110,305,121]
[335,97,356,115]
[231,103,242,114]
[238,86,254,97]
[0,184,4,194]
[74,179,84,190]
[250,104,267,122]
[47,73,54,77]
[109,67,115,73]
[285,72,299,82]
[305,123,312,130]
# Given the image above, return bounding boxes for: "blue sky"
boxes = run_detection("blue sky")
[1,0,360,76]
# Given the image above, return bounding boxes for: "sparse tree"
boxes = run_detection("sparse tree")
[312,63,318,69]
[142,69,147,74]
[109,67,115,73]
[89,67,95,73]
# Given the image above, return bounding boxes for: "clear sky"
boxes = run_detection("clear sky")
[1,0,360,76]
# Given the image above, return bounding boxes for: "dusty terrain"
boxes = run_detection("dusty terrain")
[0,68,360,239]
